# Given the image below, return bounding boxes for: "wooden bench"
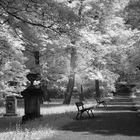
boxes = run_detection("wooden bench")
[95,97,107,108]
[75,102,94,119]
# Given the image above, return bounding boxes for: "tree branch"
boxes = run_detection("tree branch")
[0,2,60,34]
[7,11,54,28]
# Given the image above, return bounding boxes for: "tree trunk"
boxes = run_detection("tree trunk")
[95,79,100,98]
[41,85,51,102]
[63,73,75,104]
[40,80,51,102]
[63,47,77,104]
[79,85,85,101]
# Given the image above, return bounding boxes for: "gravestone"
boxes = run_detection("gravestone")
[21,73,43,123]
[4,95,17,116]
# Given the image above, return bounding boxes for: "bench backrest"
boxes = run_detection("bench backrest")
[75,102,84,111]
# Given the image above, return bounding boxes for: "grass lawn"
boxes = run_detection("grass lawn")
[0,99,140,140]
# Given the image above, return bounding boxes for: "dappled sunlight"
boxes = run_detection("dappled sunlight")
[16,102,138,117]
[41,104,77,115]
[17,108,24,116]
[0,128,55,140]
[16,104,77,116]
[15,102,95,116]
[0,112,57,140]
[0,107,5,116]
[0,0,140,139]
[0,97,140,140]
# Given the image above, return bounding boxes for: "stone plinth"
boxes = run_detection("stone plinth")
[4,96,17,116]
[21,85,43,123]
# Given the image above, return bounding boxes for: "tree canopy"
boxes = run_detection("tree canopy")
[0,0,140,101]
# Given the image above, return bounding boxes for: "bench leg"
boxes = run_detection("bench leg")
[80,112,83,119]
[76,112,83,119]
[103,102,107,108]
[76,112,79,119]
[86,110,91,118]
[90,110,94,117]
[86,110,94,118]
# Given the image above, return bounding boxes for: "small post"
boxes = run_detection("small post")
[95,79,100,98]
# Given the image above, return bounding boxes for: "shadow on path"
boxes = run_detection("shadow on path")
[61,112,140,136]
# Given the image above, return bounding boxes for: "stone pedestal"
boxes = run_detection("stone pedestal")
[21,86,42,122]
[21,73,43,123]
[4,96,17,116]
[21,86,43,123]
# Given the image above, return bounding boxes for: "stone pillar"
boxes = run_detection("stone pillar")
[4,96,17,116]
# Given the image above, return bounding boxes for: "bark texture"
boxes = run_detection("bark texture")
[63,47,77,104]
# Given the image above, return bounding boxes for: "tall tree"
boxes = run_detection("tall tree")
[0,23,28,96]
[1,0,139,100]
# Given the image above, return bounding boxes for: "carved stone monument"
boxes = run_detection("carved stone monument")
[4,95,17,116]
[21,73,43,123]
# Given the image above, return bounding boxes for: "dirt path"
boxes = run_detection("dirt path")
[46,111,140,140]
[44,96,140,140]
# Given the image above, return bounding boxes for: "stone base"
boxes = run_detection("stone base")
[22,113,43,124]
[4,113,18,116]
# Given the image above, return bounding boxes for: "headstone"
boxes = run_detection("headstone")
[4,96,17,116]
[21,73,43,123]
